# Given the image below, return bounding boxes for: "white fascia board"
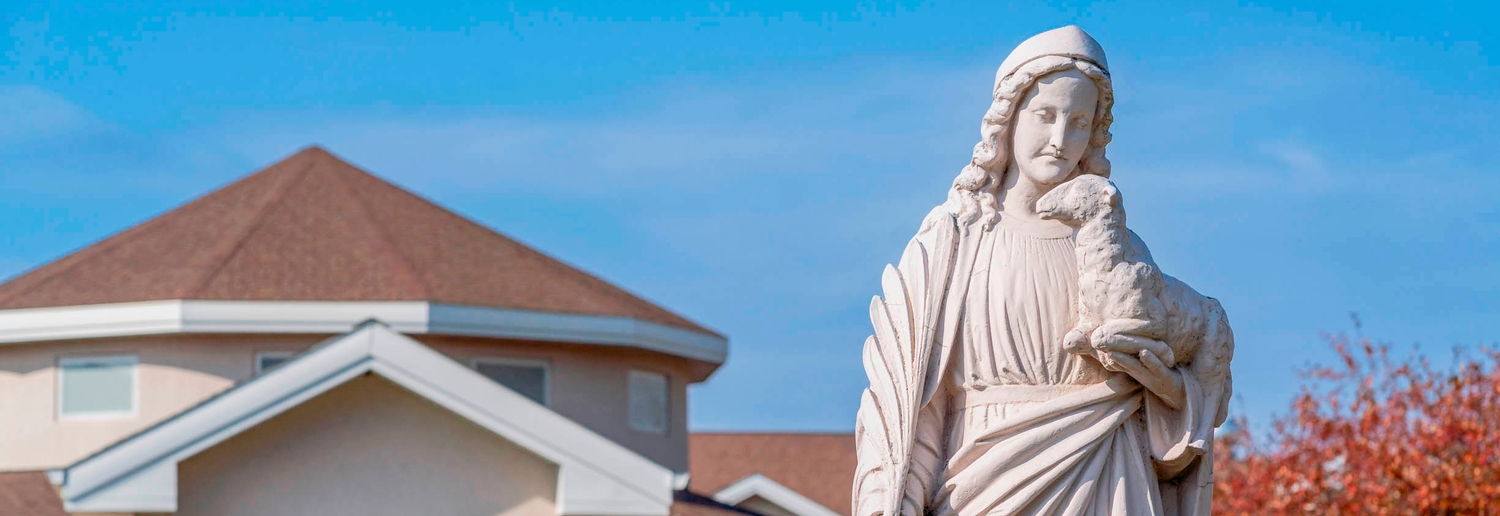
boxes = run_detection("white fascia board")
[60,324,674,516]
[0,300,725,365]
[713,474,844,516]
[179,300,430,334]
[428,303,727,363]
[0,300,186,343]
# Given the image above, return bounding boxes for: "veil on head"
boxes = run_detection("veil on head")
[941,25,1116,230]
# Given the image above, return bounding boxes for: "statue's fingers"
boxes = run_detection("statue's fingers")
[1138,350,1186,410]
[1099,354,1122,372]
[1137,349,1172,380]
[1106,351,1147,378]
[1109,352,1171,399]
[1098,333,1173,362]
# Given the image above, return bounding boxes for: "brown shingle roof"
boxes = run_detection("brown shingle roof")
[0,472,65,516]
[0,146,716,336]
[689,433,856,516]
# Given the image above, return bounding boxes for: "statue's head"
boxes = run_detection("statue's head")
[944,26,1115,229]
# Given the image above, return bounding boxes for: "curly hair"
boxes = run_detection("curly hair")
[939,55,1115,231]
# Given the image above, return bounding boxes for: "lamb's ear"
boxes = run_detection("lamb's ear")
[1104,179,1123,206]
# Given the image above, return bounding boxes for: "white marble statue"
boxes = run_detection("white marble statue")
[852,26,1234,516]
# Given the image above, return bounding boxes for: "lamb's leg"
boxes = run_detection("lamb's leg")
[1091,318,1175,366]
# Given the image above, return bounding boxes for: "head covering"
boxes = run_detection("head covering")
[996,25,1109,84]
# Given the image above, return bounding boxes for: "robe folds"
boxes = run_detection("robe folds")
[854,210,1222,516]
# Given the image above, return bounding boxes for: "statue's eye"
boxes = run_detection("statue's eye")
[1074,117,1091,130]
[1034,109,1055,123]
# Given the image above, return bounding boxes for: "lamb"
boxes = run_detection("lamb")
[1038,174,1224,370]
[1036,173,1236,424]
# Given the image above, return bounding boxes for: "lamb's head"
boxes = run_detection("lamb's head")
[1036,174,1120,226]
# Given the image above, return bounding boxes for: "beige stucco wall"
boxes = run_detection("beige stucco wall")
[177,375,557,516]
[425,335,694,471]
[0,332,695,472]
[0,334,318,471]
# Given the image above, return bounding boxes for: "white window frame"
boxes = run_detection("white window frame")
[468,357,551,407]
[254,351,296,375]
[627,369,670,435]
[57,354,140,421]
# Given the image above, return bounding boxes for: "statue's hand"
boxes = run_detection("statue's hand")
[1096,332,1186,410]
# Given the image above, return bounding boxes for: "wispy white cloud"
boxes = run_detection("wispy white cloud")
[1258,139,1336,193]
[0,85,109,144]
[208,61,986,200]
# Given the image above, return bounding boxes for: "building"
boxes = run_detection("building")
[687,433,856,516]
[0,147,853,516]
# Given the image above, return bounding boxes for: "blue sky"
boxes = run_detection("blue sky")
[2,1,1496,432]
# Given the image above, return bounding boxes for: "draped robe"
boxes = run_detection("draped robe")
[854,209,1224,516]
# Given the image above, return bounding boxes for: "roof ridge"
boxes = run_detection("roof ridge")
[0,146,718,340]
[312,158,709,332]
[182,157,319,298]
[324,154,430,298]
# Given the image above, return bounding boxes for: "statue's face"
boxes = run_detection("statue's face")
[1011,69,1099,186]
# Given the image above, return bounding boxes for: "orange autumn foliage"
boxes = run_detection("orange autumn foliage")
[1213,334,1500,515]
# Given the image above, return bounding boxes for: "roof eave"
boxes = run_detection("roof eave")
[0,299,728,369]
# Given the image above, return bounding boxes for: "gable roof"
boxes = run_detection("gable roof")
[0,146,715,337]
[56,322,676,515]
[688,433,856,516]
[711,474,842,516]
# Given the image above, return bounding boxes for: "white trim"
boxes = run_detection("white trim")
[430,303,725,363]
[468,356,551,406]
[0,300,727,364]
[253,351,296,375]
[57,323,674,515]
[713,474,843,516]
[57,354,139,421]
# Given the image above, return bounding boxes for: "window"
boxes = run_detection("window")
[255,352,295,375]
[58,355,138,419]
[628,370,669,435]
[471,358,549,406]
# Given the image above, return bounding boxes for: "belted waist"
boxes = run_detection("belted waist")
[953,377,1131,410]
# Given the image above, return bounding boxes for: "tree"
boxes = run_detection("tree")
[1213,333,1500,515]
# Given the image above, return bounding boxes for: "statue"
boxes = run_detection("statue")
[852,26,1235,516]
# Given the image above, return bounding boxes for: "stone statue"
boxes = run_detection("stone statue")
[852,26,1234,516]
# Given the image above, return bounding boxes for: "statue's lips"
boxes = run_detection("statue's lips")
[1031,157,1072,175]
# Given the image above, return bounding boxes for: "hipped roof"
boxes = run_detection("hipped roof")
[0,146,714,336]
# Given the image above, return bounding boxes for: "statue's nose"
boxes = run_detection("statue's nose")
[1050,121,1070,153]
